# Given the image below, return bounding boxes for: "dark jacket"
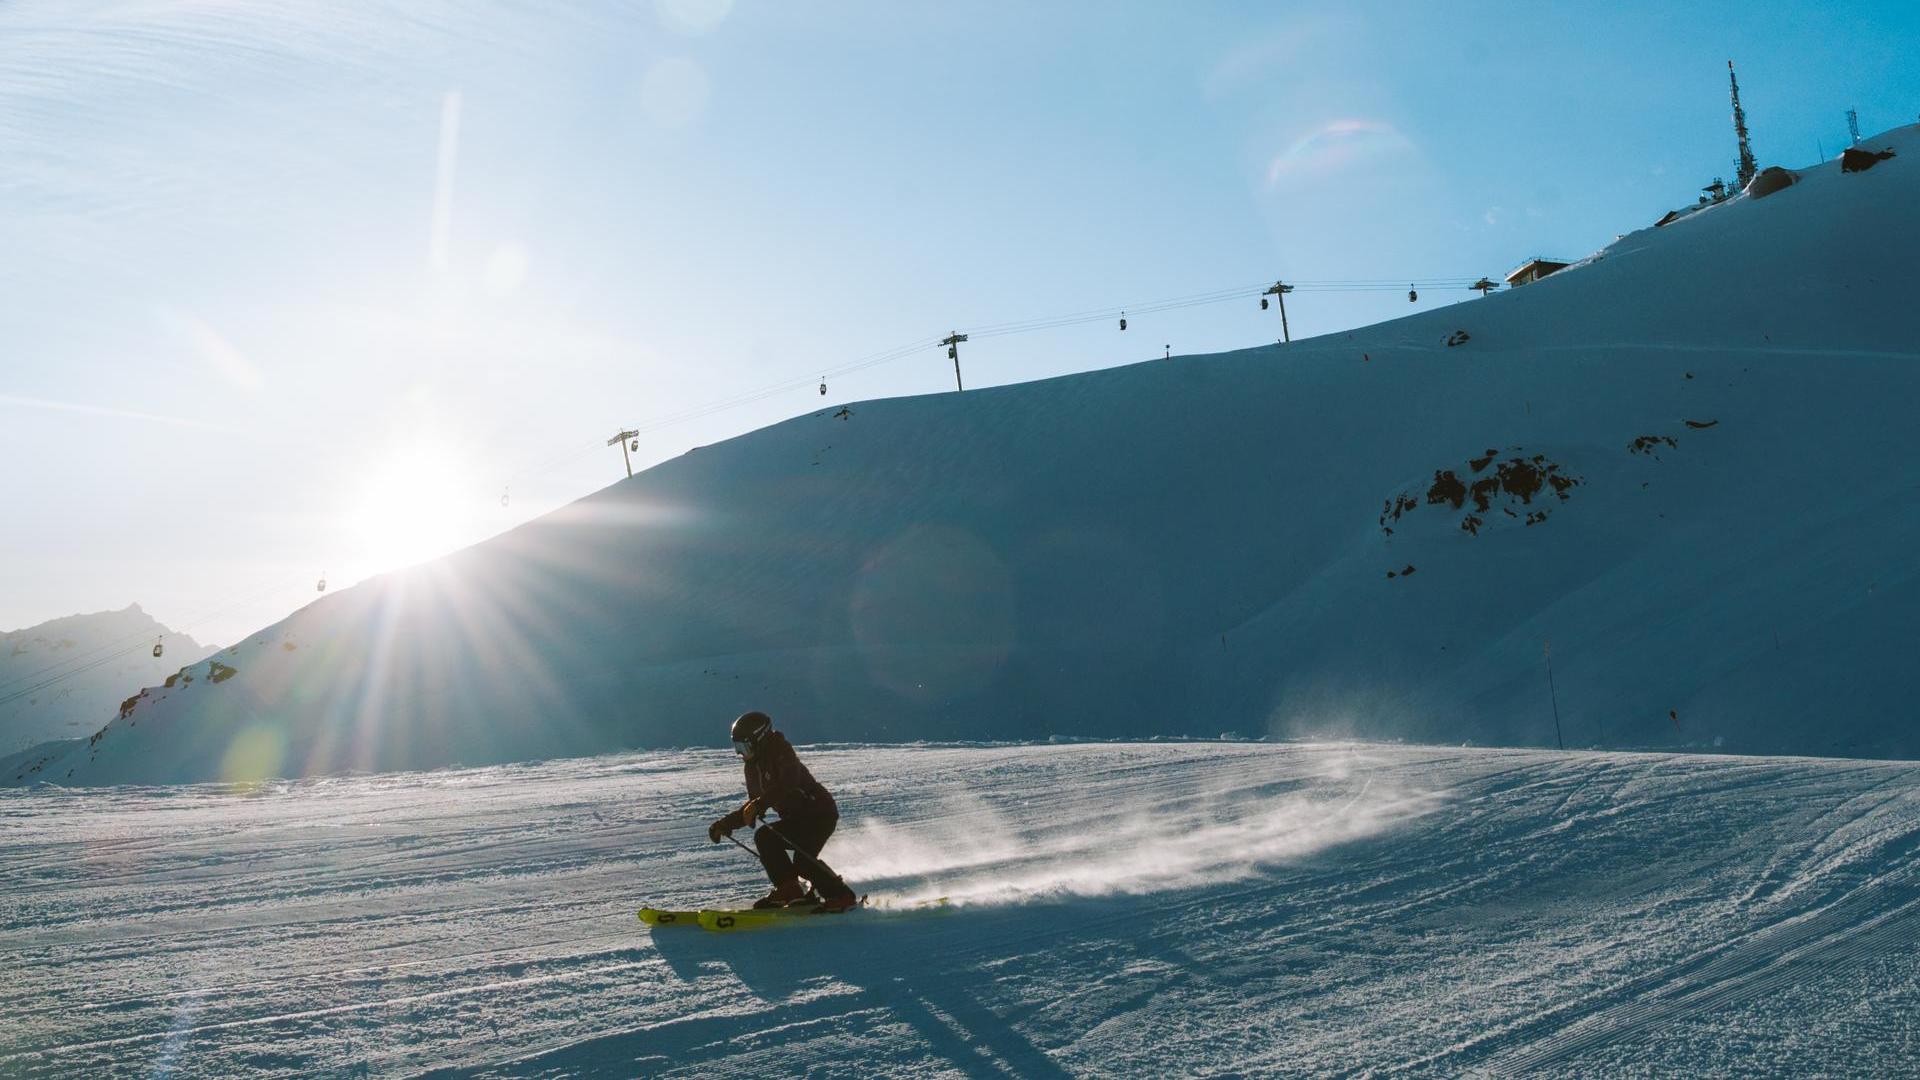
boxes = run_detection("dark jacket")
[731,731,836,823]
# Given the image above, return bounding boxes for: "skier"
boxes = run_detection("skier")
[708,711,858,911]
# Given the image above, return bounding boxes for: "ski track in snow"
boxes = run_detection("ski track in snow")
[2,742,1918,1076]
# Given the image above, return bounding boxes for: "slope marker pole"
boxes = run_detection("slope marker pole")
[1544,638,1565,751]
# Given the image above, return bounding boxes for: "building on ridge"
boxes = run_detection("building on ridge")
[1504,257,1572,288]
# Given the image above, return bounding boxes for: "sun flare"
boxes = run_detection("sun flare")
[347,445,472,575]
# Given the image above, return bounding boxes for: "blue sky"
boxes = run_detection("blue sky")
[4,0,1917,643]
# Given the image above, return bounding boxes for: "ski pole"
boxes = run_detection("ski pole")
[723,818,844,888]
[756,818,844,888]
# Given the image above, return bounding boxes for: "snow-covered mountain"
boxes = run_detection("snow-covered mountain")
[0,604,213,754]
[11,126,1919,786]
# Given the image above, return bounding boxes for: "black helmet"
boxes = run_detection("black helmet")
[731,711,773,758]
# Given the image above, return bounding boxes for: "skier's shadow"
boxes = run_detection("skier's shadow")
[648,900,1089,1077]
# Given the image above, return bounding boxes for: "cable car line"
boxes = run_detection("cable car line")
[0,569,315,707]
[10,268,1502,718]
[623,274,1492,436]
[481,270,1500,502]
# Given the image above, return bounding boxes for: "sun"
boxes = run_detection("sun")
[347,444,473,575]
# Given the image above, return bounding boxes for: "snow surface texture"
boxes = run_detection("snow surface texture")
[3,741,1917,1076]
[12,127,1920,786]
[0,605,212,754]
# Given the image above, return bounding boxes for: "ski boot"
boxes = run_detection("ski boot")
[752,875,806,909]
[814,878,859,913]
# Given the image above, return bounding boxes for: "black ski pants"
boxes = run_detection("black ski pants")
[753,812,843,891]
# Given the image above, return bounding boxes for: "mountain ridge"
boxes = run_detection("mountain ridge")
[11,125,1917,786]
[1,604,215,754]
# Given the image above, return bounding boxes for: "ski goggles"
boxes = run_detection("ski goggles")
[732,739,754,757]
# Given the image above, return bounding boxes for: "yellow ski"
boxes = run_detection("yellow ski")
[692,896,946,931]
[696,905,834,931]
[638,907,699,927]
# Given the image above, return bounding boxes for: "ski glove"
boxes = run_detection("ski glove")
[708,816,734,843]
[740,798,764,827]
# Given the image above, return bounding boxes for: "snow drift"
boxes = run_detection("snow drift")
[13,126,1920,786]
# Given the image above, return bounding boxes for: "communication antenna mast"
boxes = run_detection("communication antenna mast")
[1727,60,1757,191]
[1846,108,1861,145]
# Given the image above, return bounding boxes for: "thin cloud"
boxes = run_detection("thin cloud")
[0,392,239,432]
[430,90,461,272]
[654,0,733,36]
[639,57,710,130]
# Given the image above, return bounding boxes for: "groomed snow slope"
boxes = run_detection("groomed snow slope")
[3,741,1917,1075]
[14,126,1920,786]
